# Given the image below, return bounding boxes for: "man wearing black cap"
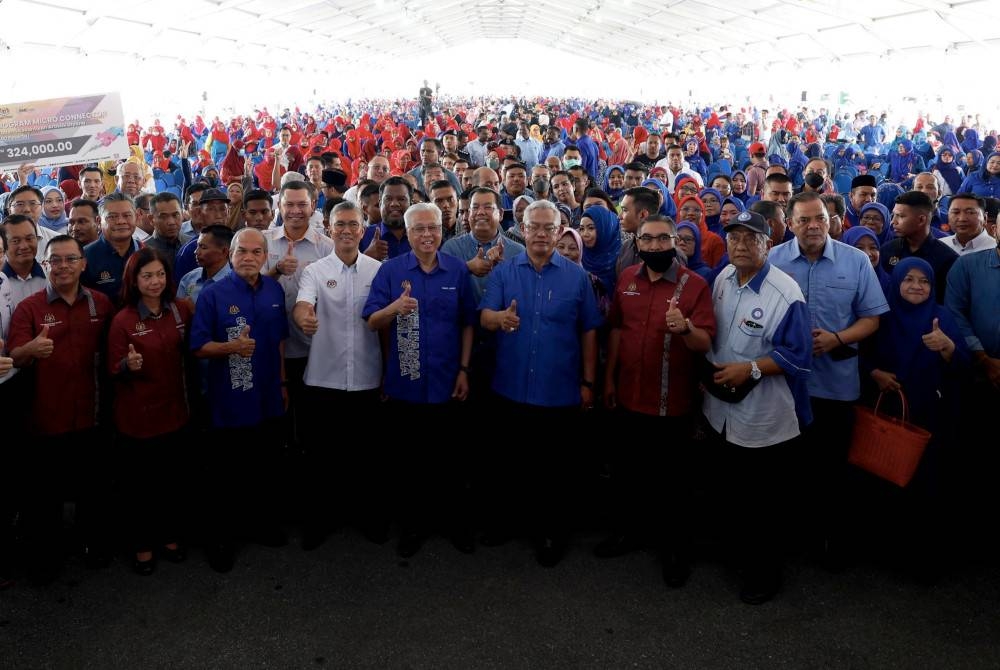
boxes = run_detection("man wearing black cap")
[845,174,878,228]
[321,169,349,201]
[703,209,813,605]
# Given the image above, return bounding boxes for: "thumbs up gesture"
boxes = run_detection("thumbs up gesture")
[501,299,520,332]
[665,295,686,333]
[469,246,493,277]
[126,343,144,372]
[0,338,12,377]
[921,317,954,354]
[233,324,256,358]
[364,227,388,261]
[395,283,418,317]
[278,241,298,276]
[300,303,319,335]
[485,237,505,265]
[33,324,54,359]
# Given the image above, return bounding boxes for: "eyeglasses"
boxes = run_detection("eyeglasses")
[11,201,41,211]
[7,234,39,247]
[676,235,696,244]
[637,234,676,244]
[44,255,83,267]
[409,225,442,235]
[524,224,558,234]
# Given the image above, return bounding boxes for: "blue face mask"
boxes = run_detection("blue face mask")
[563,158,581,168]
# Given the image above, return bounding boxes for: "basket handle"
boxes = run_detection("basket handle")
[874,389,908,424]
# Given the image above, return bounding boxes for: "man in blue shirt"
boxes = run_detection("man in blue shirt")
[190,227,289,573]
[569,118,599,179]
[945,221,1000,530]
[480,199,603,568]
[359,177,413,261]
[770,191,888,572]
[82,192,141,306]
[362,203,476,559]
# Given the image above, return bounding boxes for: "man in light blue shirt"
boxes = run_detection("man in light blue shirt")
[514,122,542,170]
[769,191,888,571]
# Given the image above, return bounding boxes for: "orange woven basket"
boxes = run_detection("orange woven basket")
[847,390,931,487]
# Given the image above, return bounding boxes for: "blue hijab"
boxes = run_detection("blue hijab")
[960,127,981,153]
[38,185,68,232]
[874,257,966,424]
[698,187,724,236]
[603,165,625,200]
[580,205,622,295]
[934,147,964,194]
[859,202,895,245]
[676,221,711,280]
[841,226,891,296]
[640,178,677,218]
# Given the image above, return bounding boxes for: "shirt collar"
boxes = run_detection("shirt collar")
[3,259,46,279]
[727,260,773,293]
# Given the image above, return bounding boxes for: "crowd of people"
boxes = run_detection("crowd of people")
[1,95,998,606]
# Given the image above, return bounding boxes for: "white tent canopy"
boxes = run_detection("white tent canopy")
[3,0,999,121]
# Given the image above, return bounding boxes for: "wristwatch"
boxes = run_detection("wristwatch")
[749,360,762,380]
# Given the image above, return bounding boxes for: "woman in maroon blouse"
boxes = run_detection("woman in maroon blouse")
[108,247,193,575]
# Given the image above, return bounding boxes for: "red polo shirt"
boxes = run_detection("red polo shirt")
[107,301,192,439]
[8,285,113,436]
[608,262,715,417]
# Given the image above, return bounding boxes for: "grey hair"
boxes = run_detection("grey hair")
[231,227,268,257]
[98,191,135,219]
[404,202,442,229]
[331,200,362,218]
[523,198,560,223]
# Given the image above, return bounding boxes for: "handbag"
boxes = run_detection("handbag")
[847,390,931,487]
[696,355,760,403]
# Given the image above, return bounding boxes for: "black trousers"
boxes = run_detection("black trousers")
[118,428,190,554]
[384,399,472,537]
[200,419,286,545]
[803,397,855,543]
[482,395,584,541]
[705,426,801,576]
[605,409,697,556]
[20,427,115,567]
[300,386,383,533]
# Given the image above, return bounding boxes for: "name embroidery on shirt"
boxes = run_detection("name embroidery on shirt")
[227,316,253,391]
[397,280,420,381]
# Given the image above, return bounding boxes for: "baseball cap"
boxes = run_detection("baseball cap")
[723,210,769,236]
[199,187,230,204]
[749,142,766,155]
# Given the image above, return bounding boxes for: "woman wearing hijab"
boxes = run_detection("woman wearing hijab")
[578,205,622,302]
[889,140,920,184]
[841,226,891,298]
[933,146,964,196]
[640,178,677,219]
[958,151,1000,199]
[674,221,711,281]
[38,186,68,233]
[698,187,724,236]
[859,202,895,246]
[604,165,626,201]
[860,257,968,579]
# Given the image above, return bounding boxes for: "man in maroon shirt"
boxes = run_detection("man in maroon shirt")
[8,234,114,583]
[600,214,716,587]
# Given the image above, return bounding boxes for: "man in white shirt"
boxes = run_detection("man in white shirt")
[941,193,997,255]
[292,200,383,550]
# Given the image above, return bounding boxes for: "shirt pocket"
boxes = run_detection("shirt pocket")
[544,297,577,326]
[427,292,458,322]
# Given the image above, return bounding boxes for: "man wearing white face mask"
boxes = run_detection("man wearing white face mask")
[568,118,599,178]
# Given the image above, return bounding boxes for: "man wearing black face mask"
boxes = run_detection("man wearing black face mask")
[599,214,716,587]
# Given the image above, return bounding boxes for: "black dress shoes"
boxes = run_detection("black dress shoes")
[593,534,641,559]
[396,532,426,559]
[739,567,781,605]
[535,536,568,568]
[661,552,691,588]
[449,529,475,554]
[206,542,235,573]
[132,556,155,577]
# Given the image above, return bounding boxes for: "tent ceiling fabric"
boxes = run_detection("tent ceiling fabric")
[5,0,1000,72]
